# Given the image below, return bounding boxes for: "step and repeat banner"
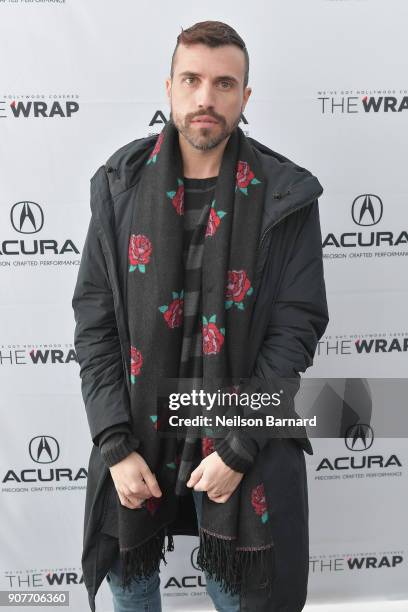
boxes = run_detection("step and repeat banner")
[1,1,407,610]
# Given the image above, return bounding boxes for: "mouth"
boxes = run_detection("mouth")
[191,116,219,127]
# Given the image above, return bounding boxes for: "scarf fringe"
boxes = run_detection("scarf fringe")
[119,527,175,591]
[119,524,274,599]
[196,528,275,598]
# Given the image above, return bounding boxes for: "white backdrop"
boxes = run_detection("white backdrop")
[1,1,407,610]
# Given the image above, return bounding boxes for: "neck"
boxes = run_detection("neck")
[179,131,230,179]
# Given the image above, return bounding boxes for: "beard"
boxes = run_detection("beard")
[169,107,241,151]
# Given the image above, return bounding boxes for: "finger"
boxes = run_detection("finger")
[120,486,147,507]
[133,498,146,509]
[207,486,225,497]
[126,482,151,499]
[128,495,146,509]
[192,477,207,492]
[187,466,203,488]
[141,468,162,498]
[207,486,227,498]
[209,494,229,503]
[118,491,141,509]
[207,490,221,499]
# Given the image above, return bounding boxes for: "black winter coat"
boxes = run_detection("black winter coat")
[72,132,329,612]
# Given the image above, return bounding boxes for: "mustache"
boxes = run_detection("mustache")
[188,111,224,124]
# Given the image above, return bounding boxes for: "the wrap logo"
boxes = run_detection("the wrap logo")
[316,332,408,357]
[0,344,78,366]
[310,552,404,573]
[7,100,79,118]
[317,92,408,114]
[5,568,85,590]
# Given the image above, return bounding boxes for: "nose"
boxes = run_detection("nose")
[195,81,217,110]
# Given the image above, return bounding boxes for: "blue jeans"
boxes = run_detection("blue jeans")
[106,489,240,611]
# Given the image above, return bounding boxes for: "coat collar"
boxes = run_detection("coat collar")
[247,135,323,238]
[102,129,323,237]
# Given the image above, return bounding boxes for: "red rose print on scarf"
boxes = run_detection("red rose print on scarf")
[225,269,254,310]
[146,131,164,165]
[130,345,143,384]
[205,200,227,238]
[235,160,261,195]
[159,290,184,328]
[146,496,162,515]
[202,436,215,457]
[202,314,225,355]
[129,234,152,273]
[251,482,269,524]
[166,178,184,215]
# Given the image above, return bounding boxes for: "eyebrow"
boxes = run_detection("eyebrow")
[178,71,239,85]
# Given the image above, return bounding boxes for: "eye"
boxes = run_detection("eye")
[218,81,232,89]
[184,76,197,85]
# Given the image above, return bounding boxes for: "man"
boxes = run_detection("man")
[72,20,329,612]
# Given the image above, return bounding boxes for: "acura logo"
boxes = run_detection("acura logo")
[352,194,383,226]
[10,201,44,234]
[29,435,60,463]
[190,546,200,571]
[345,423,374,451]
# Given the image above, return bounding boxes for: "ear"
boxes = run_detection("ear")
[165,77,172,102]
[242,86,252,113]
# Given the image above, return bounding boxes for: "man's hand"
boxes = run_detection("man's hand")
[109,451,162,509]
[186,451,244,503]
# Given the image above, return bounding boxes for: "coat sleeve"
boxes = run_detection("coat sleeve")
[254,198,329,378]
[72,181,133,446]
[215,198,329,462]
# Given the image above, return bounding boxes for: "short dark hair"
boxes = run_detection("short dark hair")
[170,20,249,88]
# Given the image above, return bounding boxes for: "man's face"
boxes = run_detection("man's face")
[166,43,251,151]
